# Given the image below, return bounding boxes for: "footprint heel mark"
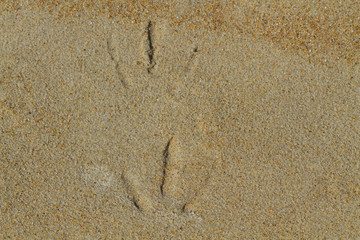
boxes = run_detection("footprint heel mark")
[106,37,127,88]
[120,169,155,213]
[145,21,156,74]
[184,46,199,76]
[160,137,187,212]
[167,46,201,103]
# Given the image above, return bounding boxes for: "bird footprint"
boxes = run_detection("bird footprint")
[106,20,221,218]
[120,134,219,214]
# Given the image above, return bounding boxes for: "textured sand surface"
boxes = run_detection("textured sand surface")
[1,1,359,239]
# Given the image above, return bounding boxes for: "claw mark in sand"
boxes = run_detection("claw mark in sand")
[184,46,199,76]
[161,137,189,213]
[160,137,173,196]
[145,21,156,73]
[120,168,155,213]
[106,39,127,88]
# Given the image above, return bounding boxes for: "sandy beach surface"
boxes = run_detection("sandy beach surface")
[1,1,359,239]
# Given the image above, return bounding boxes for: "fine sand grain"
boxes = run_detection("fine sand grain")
[0,1,359,239]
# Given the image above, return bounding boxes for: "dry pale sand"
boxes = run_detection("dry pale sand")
[0,1,359,239]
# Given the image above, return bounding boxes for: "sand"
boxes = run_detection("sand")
[0,1,359,239]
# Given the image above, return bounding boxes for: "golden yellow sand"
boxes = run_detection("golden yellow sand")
[0,1,359,239]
